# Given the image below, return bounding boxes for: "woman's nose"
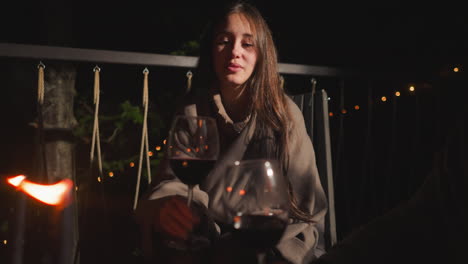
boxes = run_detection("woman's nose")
[231,43,241,58]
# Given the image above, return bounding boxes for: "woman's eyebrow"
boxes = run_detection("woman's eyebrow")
[215,31,253,38]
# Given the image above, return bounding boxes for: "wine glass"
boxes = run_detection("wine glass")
[222,159,290,264]
[167,115,219,206]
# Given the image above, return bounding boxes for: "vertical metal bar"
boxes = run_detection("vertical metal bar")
[309,78,317,140]
[320,89,337,246]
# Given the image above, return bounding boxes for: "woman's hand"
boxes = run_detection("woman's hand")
[153,195,201,241]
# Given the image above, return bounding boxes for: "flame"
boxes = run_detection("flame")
[7,175,73,207]
[7,175,26,187]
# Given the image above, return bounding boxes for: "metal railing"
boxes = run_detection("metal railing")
[0,43,343,77]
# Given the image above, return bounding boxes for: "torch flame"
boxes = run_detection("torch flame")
[7,175,26,187]
[7,175,73,206]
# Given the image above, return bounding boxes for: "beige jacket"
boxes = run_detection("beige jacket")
[146,92,328,264]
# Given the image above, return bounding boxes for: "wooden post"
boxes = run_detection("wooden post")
[42,63,79,264]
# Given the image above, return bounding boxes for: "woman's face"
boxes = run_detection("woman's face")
[212,13,258,90]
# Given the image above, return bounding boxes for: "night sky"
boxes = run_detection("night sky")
[1,1,467,73]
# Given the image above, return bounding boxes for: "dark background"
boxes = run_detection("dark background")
[1,0,467,263]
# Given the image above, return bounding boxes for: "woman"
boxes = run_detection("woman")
[137,1,328,263]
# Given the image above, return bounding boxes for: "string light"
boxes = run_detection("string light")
[354,105,360,110]
[108,172,114,177]
[395,91,401,97]
[155,146,161,151]
[148,151,153,157]
[130,162,135,168]
[453,67,459,72]
[97,177,101,183]
[341,109,347,114]
[163,139,167,145]
[409,86,415,92]
[329,112,334,117]
[381,96,387,102]
[3,240,7,245]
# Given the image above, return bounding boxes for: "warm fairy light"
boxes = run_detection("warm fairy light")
[75,186,79,191]
[329,112,334,117]
[226,186,233,192]
[354,105,360,110]
[6,175,73,206]
[130,162,135,167]
[381,96,387,102]
[409,86,415,92]
[234,161,240,166]
[155,146,161,151]
[108,172,114,177]
[163,139,167,145]
[148,151,153,157]
[395,91,401,97]
[195,147,200,153]
[453,67,459,72]
[204,145,209,150]
[186,148,191,153]
[239,189,246,196]
[341,109,347,114]
[182,161,188,167]
[97,177,101,182]
[3,240,6,245]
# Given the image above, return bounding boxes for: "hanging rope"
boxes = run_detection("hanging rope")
[37,61,45,105]
[280,75,285,90]
[186,70,193,93]
[133,67,152,210]
[36,61,48,183]
[90,66,103,177]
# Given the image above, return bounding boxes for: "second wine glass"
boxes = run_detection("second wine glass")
[167,115,220,206]
[222,159,290,263]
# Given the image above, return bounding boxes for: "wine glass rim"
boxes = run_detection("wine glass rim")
[229,159,280,167]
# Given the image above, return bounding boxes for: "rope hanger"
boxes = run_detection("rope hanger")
[90,66,103,178]
[133,67,152,210]
[37,61,45,105]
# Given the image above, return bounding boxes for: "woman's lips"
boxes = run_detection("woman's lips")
[227,63,242,72]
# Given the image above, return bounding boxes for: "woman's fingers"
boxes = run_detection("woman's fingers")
[155,196,201,240]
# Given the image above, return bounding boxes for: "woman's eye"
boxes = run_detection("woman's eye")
[243,43,254,48]
[217,39,230,45]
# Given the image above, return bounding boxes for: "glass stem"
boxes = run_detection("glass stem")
[187,185,194,207]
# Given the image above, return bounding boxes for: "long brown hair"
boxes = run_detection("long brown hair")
[191,1,314,222]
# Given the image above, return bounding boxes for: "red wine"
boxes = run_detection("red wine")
[232,214,287,250]
[169,158,216,185]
